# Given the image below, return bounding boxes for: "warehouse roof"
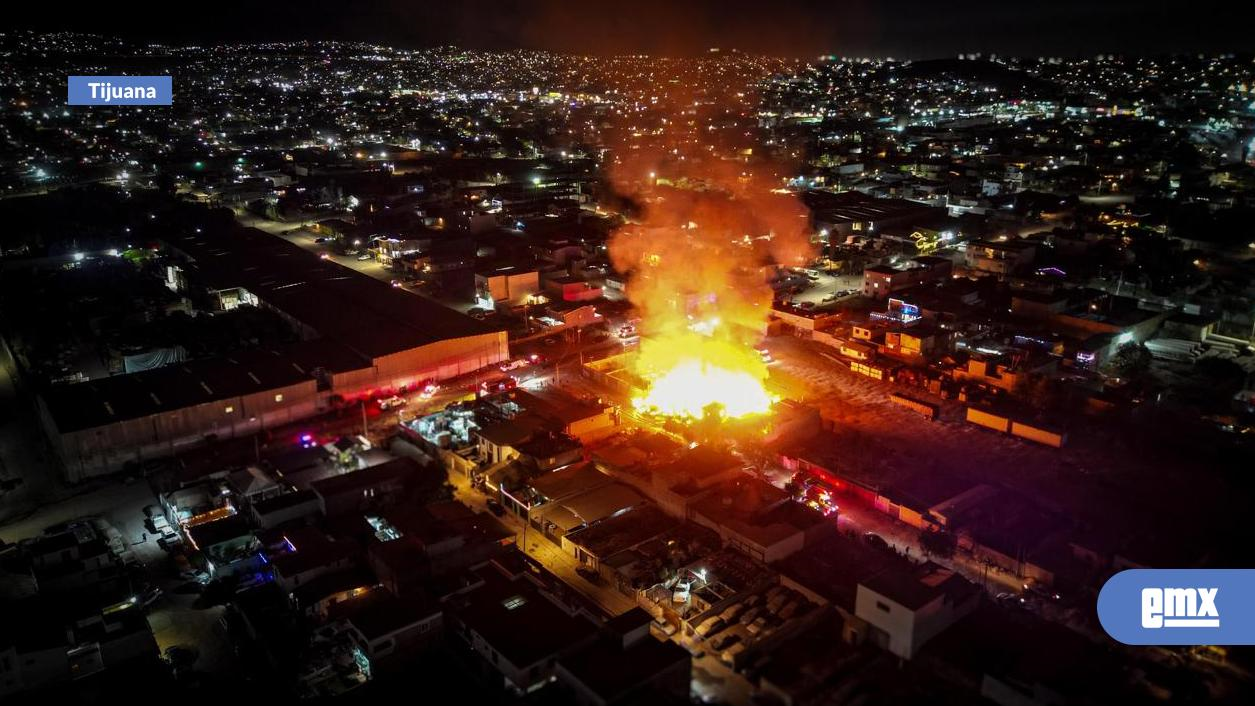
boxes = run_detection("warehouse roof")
[42,343,336,433]
[167,226,497,359]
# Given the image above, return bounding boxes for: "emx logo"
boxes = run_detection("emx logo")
[1141,587,1219,628]
[1099,569,1254,645]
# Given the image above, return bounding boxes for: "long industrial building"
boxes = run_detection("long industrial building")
[38,225,508,481]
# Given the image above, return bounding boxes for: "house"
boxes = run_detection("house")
[227,466,283,506]
[555,608,691,706]
[496,388,617,442]
[368,501,513,588]
[0,596,157,696]
[922,603,1133,706]
[861,256,953,300]
[268,526,358,594]
[186,515,260,578]
[565,504,676,571]
[543,274,603,302]
[964,239,1035,276]
[310,457,417,516]
[332,588,443,675]
[448,557,598,695]
[250,489,321,530]
[854,562,980,659]
[690,477,831,563]
[475,419,537,466]
[289,567,377,618]
[475,265,541,307]
[535,482,645,548]
[513,431,585,473]
[599,444,741,518]
[755,613,880,706]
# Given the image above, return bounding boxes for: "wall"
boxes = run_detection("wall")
[854,585,919,659]
[46,378,321,482]
[965,407,1010,433]
[372,331,508,392]
[889,393,938,420]
[1009,421,1066,448]
[45,330,507,481]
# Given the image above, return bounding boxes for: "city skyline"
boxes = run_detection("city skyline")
[1,12,1254,705]
[8,0,1253,59]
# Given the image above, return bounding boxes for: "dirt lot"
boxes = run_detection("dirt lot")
[760,334,1255,560]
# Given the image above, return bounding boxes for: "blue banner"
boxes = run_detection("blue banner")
[1098,569,1255,645]
[68,76,172,105]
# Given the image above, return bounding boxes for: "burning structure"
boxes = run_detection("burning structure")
[607,157,814,421]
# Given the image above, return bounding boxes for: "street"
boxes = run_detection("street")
[443,463,637,616]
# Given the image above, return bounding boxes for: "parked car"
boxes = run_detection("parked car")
[143,504,163,519]
[779,599,806,620]
[738,607,761,625]
[746,616,770,636]
[863,532,890,551]
[377,395,406,411]
[485,499,506,517]
[710,633,741,651]
[357,253,372,261]
[499,358,530,371]
[147,515,171,534]
[137,584,164,608]
[695,617,725,637]
[721,642,748,665]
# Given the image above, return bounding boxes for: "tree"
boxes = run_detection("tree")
[1104,342,1152,380]
[920,529,956,558]
[1015,375,1066,412]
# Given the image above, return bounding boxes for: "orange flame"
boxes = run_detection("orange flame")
[608,152,813,421]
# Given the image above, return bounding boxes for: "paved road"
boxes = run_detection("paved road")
[232,210,477,313]
[0,332,63,525]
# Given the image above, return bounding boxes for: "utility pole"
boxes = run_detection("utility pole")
[361,399,369,438]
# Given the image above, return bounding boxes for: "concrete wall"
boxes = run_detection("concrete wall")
[965,407,1010,433]
[46,331,507,481]
[1009,421,1066,448]
[889,393,938,420]
[47,379,321,482]
[372,331,508,392]
[855,585,919,659]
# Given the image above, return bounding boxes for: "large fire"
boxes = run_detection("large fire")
[608,177,812,422]
[604,80,813,424]
[633,332,773,420]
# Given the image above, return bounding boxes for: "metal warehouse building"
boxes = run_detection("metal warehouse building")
[39,225,507,481]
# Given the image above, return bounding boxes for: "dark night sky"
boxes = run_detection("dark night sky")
[10,0,1253,58]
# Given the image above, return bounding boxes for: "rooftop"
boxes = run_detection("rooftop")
[309,456,418,499]
[454,561,597,669]
[168,225,498,360]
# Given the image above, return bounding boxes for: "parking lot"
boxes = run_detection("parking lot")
[0,478,235,676]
